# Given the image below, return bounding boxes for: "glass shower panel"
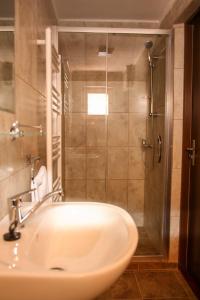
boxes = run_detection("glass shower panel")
[59,32,107,200]
[59,31,169,257]
[107,33,146,212]
[107,33,149,255]
[144,36,167,255]
[84,33,107,202]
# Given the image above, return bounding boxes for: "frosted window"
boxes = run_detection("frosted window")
[87,93,108,115]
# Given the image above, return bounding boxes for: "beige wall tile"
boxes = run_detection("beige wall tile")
[65,179,86,201]
[15,0,37,88]
[15,76,39,124]
[174,69,184,120]
[0,178,10,219]
[129,113,146,147]
[171,168,182,217]
[106,180,127,209]
[169,216,180,262]
[172,119,183,169]
[86,180,106,201]
[108,148,128,179]
[0,0,56,220]
[15,0,56,96]
[108,113,128,146]
[129,81,148,113]
[65,113,86,147]
[133,51,149,81]
[108,82,128,113]
[167,24,185,263]
[87,116,107,147]
[174,25,184,69]
[71,81,86,113]
[87,148,106,179]
[0,111,23,181]
[129,147,145,179]
[15,77,40,156]
[128,180,144,213]
[9,166,31,199]
[65,147,86,179]
[0,166,31,219]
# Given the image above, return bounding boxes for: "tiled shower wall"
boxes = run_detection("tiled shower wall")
[64,54,148,226]
[0,0,56,220]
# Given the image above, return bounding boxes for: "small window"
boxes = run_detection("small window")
[87,93,108,115]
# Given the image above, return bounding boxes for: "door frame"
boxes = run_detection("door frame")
[179,23,200,297]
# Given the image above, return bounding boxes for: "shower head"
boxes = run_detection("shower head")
[144,40,153,49]
[145,41,154,67]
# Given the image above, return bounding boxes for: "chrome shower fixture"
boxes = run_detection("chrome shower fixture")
[144,40,153,49]
[144,40,154,67]
[10,121,43,140]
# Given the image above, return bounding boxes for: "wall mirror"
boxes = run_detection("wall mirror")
[0,0,15,113]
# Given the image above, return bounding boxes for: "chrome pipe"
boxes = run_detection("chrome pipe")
[10,121,43,140]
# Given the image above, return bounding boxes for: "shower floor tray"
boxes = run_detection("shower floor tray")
[135,227,160,256]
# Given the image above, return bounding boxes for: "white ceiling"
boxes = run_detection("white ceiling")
[52,0,176,22]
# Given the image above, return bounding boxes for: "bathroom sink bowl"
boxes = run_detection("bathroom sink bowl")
[0,202,138,300]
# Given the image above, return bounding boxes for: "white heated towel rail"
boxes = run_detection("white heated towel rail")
[46,27,62,201]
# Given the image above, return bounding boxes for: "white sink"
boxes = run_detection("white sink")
[0,202,138,300]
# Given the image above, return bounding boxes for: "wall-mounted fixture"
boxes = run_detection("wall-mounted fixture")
[157,135,162,163]
[142,138,153,149]
[9,121,43,140]
[98,46,114,57]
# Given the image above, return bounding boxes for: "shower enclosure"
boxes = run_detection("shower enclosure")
[58,28,172,257]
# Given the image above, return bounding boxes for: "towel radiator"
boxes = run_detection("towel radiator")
[46,27,63,202]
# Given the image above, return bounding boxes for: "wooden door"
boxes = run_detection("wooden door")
[187,14,200,288]
[179,17,200,297]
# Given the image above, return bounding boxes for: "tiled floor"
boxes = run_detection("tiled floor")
[135,227,160,256]
[96,269,197,300]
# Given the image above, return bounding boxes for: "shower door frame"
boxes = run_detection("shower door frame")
[57,26,173,259]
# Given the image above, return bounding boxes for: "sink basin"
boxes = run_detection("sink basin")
[0,202,138,300]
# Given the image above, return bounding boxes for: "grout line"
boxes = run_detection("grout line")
[134,270,192,300]
[15,74,46,100]
[174,271,197,299]
[134,272,144,300]
[0,164,31,185]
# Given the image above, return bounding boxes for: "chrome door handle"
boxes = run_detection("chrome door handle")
[186,139,196,166]
[157,135,162,163]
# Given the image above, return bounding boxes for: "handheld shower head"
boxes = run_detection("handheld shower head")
[144,41,154,67]
[144,40,153,49]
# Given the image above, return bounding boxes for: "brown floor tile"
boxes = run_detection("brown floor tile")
[175,271,198,299]
[144,298,192,300]
[135,271,188,299]
[127,262,139,271]
[96,272,142,299]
